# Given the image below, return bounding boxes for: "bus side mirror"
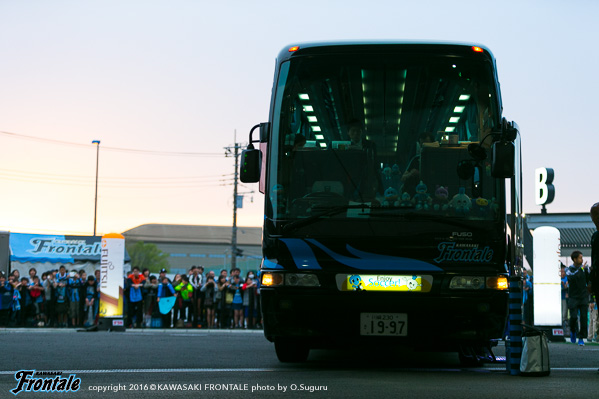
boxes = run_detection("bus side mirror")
[491,118,518,178]
[239,122,268,183]
[491,141,515,178]
[240,148,261,183]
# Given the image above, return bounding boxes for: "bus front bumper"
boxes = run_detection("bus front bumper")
[260,288,508,349]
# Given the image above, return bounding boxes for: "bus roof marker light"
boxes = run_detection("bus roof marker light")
[472,46,484,53]
[299,93,310,100]
[288,46,300,52]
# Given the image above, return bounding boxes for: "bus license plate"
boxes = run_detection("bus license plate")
[360,313,407,336]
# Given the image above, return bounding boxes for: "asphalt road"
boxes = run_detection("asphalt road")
[1,328,598,398]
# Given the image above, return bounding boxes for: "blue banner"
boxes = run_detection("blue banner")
[10,233,103,263]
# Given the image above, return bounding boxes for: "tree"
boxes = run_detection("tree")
[126,241,170,273]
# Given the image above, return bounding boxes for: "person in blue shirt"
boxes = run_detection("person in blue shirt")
[157,277,176,328]
[68,272,83,327]
[561,264,569,334]
[0,274,13,326]
[230,275,243,328]
[15,277,34,326]
[125,267,146,328]
[522,269,533,326]
[54,266,69,328]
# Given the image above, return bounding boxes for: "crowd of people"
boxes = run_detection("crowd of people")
[127,265,262,329]
[0,265,262,330]
[0,265,98,328]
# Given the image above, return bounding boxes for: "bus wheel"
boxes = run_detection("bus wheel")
[274,338,310,363]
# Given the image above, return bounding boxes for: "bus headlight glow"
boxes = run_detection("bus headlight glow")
[261,273,284,287]
[486,276,508,290]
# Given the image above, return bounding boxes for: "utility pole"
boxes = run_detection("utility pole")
[92,140,101,236]
[225,131,241,269]
[232,138,239,269]
[225,132,255,270]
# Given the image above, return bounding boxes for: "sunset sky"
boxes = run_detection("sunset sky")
[0,0,597,235]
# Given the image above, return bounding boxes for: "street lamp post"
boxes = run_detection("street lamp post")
[92,140,101,236]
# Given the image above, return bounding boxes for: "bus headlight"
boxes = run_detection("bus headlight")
[285,273,320,287]
[449,276,485,290]
[449,276,508,290]
[261,272,320,287]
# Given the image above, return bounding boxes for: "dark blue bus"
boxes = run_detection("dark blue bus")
[241,42,523,364]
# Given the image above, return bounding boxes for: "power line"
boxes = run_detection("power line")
[0,173,232,189]
[0,167,233,182]
[0,130,223,157]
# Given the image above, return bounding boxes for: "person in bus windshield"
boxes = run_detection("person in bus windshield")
[346,119,381,200]
[401,131,436,195]
[347,119,375,153]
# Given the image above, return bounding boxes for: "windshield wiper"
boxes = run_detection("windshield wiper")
[364,209,482,229]
[401,212,484,229]
[282,204,372,233]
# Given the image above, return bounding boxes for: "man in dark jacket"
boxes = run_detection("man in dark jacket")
[591,203,599,298]
[591,203,599,372]
[567,250,589,346]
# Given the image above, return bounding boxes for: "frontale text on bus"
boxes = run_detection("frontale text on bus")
[241,43,523,363]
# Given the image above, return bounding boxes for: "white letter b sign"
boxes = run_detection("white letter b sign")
[535,167,555,206]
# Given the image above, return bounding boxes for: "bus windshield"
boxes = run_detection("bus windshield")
[269,51,502,230]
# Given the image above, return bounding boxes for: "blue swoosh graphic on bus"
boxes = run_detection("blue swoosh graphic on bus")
[306,239,443,271]
[280,238,322,270]
[262,258,285,270]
